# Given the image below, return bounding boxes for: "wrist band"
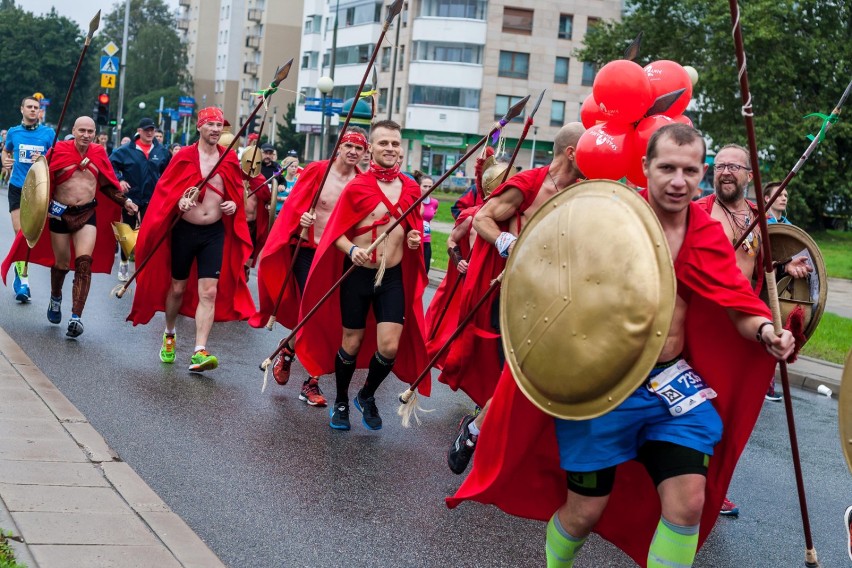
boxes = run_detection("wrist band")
[756,321,774,344]
[348,245,357,258]
[495,232,517,258]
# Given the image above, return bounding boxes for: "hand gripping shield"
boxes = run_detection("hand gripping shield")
[500,180,676,420]
[20,155,50,248]
[761,223,827,341]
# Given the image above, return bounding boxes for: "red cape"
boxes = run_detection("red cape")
[126,144,255,325]
[247,172,271,265]
[2,140,124,282]
[249,160,329,329]
[295,172,430,394]
[438,166,549,407]
[424,205,478,366]
[447,196,775,567]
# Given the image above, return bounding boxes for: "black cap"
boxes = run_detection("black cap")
[138,117,155,130]
[261,143,275,152]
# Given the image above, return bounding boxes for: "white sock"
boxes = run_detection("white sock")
[194,345,205,353]
[164,328,176,335]
[468,421,480,436]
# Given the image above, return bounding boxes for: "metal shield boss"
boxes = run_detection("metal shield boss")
[760,223,827,341]
[840,349,852,475]
[241,145,262,176]
[500,180,676,420]
[20,155,50,248]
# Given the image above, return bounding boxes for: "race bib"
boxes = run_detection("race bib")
[48,200,68,220]
[423,220,431,236]
[18,144,45,164]
[646,359,716,416]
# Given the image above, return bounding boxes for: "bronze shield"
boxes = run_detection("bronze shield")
[241,145,263,176]
[500,180,676,420]
[761,223,828,341]
[20,155,50,248]
[839,349,852,475]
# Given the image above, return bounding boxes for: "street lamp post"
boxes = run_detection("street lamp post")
[317,76,334,161]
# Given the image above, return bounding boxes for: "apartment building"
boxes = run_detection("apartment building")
[295,0,622,176]
[177,0,303,137]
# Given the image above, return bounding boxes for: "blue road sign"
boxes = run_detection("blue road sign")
[100,56,119,75]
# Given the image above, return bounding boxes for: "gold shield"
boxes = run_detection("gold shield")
[20,155,50,248]
[839,349,852,475]
[760,223,828,341]
[218,131,235,149]
[111,221,138,257]
[500,180,676,420]
[241,145,263,176]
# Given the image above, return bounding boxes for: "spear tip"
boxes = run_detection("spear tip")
[272,58,294,86]
[386,0,404,23]
[530,89,546,118]
[623,31,642,61]
[505,95,530,122]
[87,10,101,39]
[644,88,686,117]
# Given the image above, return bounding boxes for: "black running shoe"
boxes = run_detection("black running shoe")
[354,390,382,430]
[329,402,351,431]
[448,414,477,474]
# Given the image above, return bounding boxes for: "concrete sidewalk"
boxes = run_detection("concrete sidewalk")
[0,327,225,568]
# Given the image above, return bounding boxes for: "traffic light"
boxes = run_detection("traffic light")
[95,93,110,126]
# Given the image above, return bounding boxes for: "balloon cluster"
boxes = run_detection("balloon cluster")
[576,59,698,187]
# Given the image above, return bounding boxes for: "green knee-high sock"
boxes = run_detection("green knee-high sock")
[14,261,28,284]
[546,513,586,568]
[647,516,699,568]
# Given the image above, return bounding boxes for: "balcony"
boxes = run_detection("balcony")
[244,62,259,75]
[179,0,190,7]
[177,18,189,31]
[248,8,263,22]
[246,35,261,49]
[412,17,486,44]
[409,61,482,89]
[241,88,253,101]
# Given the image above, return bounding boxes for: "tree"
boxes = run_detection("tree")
[0,3,91,135]
[274,103,305,161]
[577,0,851,228]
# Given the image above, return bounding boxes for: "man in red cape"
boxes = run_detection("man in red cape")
[250,127,367,406]
[127,107,254,372]
[441,123,585,475]
[2,116,137,337]
[296,120,428,432]
[447,124,795,568]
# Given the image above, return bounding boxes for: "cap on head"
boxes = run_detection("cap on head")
[138,117,155,130]
[282,157,299,169]
[261,143,275,152]
[248,133,259,142]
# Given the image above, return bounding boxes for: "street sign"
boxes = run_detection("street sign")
[40,98,51,107]
[100,74,116,88]
[103,41,119,56]
[178,96,195,118]
[100,56,119,75]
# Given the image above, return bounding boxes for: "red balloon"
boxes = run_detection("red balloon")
[643,60,693,117]
[575,121,635,181]
[625,155,647,188]
[634,115,674,157]
[672,114,693,127]
[580,94,605,129]
[593,60,653,124]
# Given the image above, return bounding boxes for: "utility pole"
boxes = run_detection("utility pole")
[114,0,131,148]
[387,7,402,120]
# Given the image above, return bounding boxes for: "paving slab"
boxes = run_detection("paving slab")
[0,436,88,462]
[101,462,170,513]
[64,422,120,463]
[0,459,109,487]
[0,417,68,440]
[0,484,129,514]
[0,389,56,420]
[14,511,161,546]
[29,544,183,568]
[138,510,228,568]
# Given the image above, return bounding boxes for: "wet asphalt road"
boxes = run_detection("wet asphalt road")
[1,209,851,567]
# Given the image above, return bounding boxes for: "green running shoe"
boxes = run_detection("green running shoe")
[189,349,218,372]
[160,333,176,364]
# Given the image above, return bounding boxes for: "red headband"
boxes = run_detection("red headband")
[197,107,224,128]
[340,130,367,148]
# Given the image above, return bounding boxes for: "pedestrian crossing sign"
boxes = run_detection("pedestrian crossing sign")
[100,56,119,75]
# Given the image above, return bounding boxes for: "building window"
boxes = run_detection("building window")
[381,46,391,71]
[379,88,388,113]
[344,2,381,26]
[301,51,318,70]
[421,0,486,20]
[333,43,375,65]
[412,41,482,64]
[498,51,529,79]
[554,57,569,84]
[558,14,573,39]
[395,87,402,113]
[582,62,597,86]
[502,7,533,34]
[304,14,321,34]
[551,100,565,127]
[495,94,525,121]
[322,50,329,68]
[410,85,480,109]
[587,17,601,30]
[398,45,405,70]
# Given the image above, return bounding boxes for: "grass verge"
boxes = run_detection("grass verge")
[0,530,26,568]
[811,230,852,280]
[799,312,852,365]
[429,231,450,273]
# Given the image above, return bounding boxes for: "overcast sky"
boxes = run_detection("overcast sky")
[23,0,180,31]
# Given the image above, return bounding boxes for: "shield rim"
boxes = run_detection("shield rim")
[500,179,676,420]
[20,154,50,248]
[839,349,852,476]
[766,223,828,340]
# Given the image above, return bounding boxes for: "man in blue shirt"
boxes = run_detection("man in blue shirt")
[1,96,54,302]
